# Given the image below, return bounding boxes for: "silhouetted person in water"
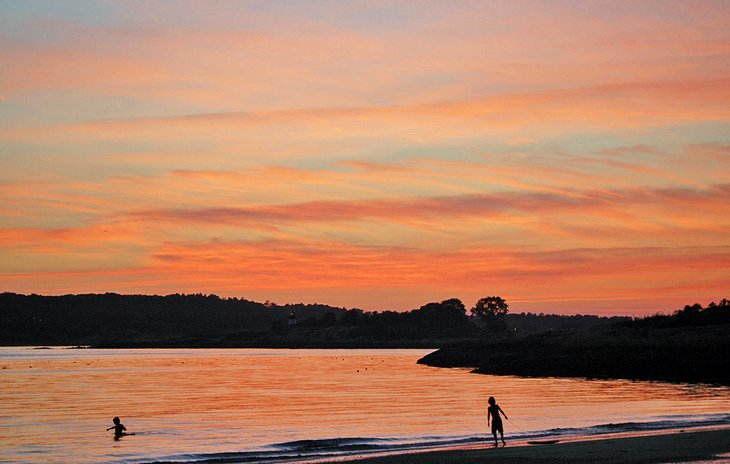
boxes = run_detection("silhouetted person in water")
[487,396,508,447]
[107,417,128,440]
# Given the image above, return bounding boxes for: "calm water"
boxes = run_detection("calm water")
[1,348,728,463]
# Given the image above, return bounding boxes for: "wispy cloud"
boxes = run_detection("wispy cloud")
[4,79,729,146]
[4,238,726,313]
[126,183,730,228]
[2,1,729,313]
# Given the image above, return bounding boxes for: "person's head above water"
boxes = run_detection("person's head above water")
[113,417,120,425]
[488,396,496,405]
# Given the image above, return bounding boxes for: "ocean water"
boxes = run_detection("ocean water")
[0,347,728,463]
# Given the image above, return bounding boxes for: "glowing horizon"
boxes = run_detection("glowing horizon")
[2,1,729,315]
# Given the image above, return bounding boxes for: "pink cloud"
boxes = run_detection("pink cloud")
[2,2,730,315]
[3,79,729,147]
[125,183,730,227]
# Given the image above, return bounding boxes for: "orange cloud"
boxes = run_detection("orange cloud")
[130,240,730,314]
[2,2,730,315]
[4,238,725,314]
[123,183,730,234]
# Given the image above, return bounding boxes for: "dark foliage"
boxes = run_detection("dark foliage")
[1,293,557,347]
[0,293,485,346]
[419,299,730,385]
[470,296,510,333]
[505,312,630,335]
[0,292,343,345]
[623,300,730,328]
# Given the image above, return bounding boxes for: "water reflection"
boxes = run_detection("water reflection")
[1,348,728,463]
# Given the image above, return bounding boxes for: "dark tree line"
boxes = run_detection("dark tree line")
[420,298,730,385]
[0,293,514,345]
[298,297,511,336]
[314,298,482,339]
[625,299,730,328]
[6,292,716,347]
[0,293,342,345]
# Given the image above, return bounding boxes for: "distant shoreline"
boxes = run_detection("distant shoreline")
[329,428,730,464]
[7,342,729,386]
[418,323,730,386]
[6,293,727,386]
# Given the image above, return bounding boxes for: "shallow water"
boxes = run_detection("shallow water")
[0,347,728,463]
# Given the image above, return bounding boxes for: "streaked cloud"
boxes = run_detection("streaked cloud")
[124,183,730,231]
[2,1,729,313]
[4,79,729,147]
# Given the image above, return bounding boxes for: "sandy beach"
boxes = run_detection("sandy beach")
[339,428,730,464]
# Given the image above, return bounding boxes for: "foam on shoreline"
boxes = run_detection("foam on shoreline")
[144,422,730,463]
[312,427,730,464]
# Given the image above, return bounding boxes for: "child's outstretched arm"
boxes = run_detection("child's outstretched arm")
[499,406,508,420]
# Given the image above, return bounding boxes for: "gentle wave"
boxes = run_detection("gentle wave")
[143,414,730,464]
[520,413,730,440]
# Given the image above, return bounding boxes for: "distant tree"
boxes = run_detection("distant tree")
[471,296,509,320]
[414,298,468,328]
[627,298,729,328]
[441,298,467,316]
[471,296,509,333]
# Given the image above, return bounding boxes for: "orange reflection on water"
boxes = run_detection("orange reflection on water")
[1,348,728,463]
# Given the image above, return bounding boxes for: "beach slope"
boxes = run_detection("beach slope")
[343,429,730,464]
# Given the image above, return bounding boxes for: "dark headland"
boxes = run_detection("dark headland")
[419,300,730,385]
[1,292,728,384]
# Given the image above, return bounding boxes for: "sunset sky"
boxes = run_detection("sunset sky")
[1,1,729,315]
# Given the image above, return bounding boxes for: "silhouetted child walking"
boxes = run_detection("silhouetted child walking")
[487,396,508,447]
[107,417,130,440]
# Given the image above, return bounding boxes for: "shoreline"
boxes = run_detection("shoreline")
[310,428,730,464]
[9,345,728,387]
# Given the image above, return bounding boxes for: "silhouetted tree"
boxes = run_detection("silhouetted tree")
[414,298,468,328]
[441,298,467,316]
[626,298,730,328]
[471,296,509,320]
[471,296,509,333]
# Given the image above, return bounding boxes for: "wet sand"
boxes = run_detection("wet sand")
[340,428,730,464]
